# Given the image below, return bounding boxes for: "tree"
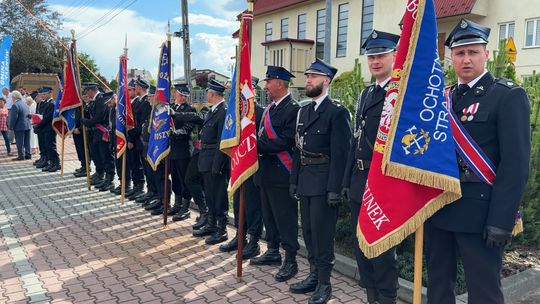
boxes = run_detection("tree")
[0,0,64,77]
[77,52,100,83]
[195,73,208,88]
[109,79,118,92]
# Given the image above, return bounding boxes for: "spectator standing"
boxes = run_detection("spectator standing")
[26,94,39,154]
[0,97,11,155]
[2,87,15,144]
[7,90,31,160]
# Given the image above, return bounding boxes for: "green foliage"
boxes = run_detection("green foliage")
[77,52,100,84]
[108,79,118,92]
[331,58,366,116]
[444,65,457,85]
[0,0,64,77]
[513,71,540,246]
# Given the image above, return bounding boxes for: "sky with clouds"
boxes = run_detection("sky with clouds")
[47,0,245,81]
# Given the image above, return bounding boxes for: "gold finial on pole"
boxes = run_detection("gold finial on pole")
[167,19,171,42]
[70,29,75,40]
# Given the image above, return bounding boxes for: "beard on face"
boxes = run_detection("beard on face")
[305,82,324,98]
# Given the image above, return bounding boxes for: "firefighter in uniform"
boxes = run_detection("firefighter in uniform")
[220,76,264,260]
[171,103,210,230]
[81,85,115,190]
[289,59,351,304]
[193,80,229,245]
[73,97,92,178]
[341,30,400,304]
[250,68,301,282]
[169,83,196,219]
[107,93,131,195]
[32,89,47,168]
[34,87,60,172]
[425,19,531,304]
[123,79,145,199]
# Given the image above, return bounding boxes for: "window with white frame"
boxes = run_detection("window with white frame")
[499,22,515,42]
[281,18,289,39]
[525,18,540,47]
[298,14,306,40]
[265,22,273,42]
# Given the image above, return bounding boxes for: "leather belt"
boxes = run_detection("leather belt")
[300,156,329,166]
[201,143,218,149]
[356,159,371,171]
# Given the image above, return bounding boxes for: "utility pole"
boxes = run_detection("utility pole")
[174,0,192,101]
[323,0,332,64]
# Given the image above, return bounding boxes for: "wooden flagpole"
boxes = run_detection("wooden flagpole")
[163,20,173,227]
[413,225,424,304]
[60,124,65,176]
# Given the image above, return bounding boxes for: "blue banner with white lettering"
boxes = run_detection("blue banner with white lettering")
[0,35,13,89]
[146,42,171,171]
[220,67,238,148]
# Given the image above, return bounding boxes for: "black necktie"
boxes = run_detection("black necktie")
[374,84,382,94]
[312,101,317,110]
[457,84,470,97]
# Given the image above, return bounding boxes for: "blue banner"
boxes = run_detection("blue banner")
[146,42,171,170]
[385,0,459,180]
[220,67,238,149]
[0,35,13,89]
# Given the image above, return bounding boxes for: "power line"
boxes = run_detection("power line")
[76,0,131,38]
[78,0,138,40]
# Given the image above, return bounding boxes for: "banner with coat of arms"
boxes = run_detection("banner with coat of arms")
[357,0,462,258]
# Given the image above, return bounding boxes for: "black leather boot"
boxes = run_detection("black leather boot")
[172,198,190,220]
[219,233,245,252]
[275,253,298,282]
[35,158,48,168]
[290,264,318,294]
[377,295,397,304]
[192,212,208,230]
[366,288,379,304]
[144,199,162,210]
[98,174,115,191]
[136,191,155,203]
[193,215,216,237]
[46,161,61,172]
[205,218,228,245]
[126,183,145,200]
[249,248,281,266]
[150,203,169,216]
[90,171,105,186]
[169,197,183,217]
[242,235,260,259]
[33,156,43,166]
[308,282,332,304]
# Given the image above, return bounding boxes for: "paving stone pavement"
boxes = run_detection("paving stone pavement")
[0,148,373,303]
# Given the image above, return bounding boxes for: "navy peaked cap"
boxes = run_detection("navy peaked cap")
[264,66,295,82]
[128,79,136,89]
[102,91,115,103]
[82,83,98,90]
[252,76,259,87]
[361,30,400,55]
[136,79,150,89]
[445,19,490,48]
[207,80,225,93]
[304,58,338,81]
[37,86,53,94]
[174,83,190,96]
[148,85,156,95]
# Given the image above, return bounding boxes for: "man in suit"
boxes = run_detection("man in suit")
[289,59,351,304]
[34,87,60,172]
[73,98,92,178]
[426,19,531,304]
[8,90,31,160]
[169,83,196,219]
[123,79,145,199]
[193,80,229,245]
[341,30,400,304]
[250,67,301,282]
[220,76,264,260]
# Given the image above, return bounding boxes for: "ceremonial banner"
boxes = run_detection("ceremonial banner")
[115,55,134,158]
[0,35,12,89]
[52,80,64,136]
[146,42,171,170]
[220,13,258,194]
[358,0,462,258]
[52,41,81,137]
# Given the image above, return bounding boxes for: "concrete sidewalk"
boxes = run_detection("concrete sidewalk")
[0,158,374,303]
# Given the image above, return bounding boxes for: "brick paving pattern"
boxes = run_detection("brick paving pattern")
[0,139,374,303]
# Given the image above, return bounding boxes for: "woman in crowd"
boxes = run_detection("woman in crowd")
[0,97,12,156]
[26,96,39,154]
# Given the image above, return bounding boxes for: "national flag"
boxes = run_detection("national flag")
[146,42,171,170]
[52,79,64,136]
[357,0,462,258]
[220,13,258,194]
[115,55,134,158]
[52,41,82,137]
[0,35,12,89]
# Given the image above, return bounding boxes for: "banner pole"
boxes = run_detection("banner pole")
[413,225,424,304]
[236,185,246,282]
[163,156,170,227]
[60,124,65,176]
[120,152,126,204]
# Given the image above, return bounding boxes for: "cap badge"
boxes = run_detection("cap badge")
[460,20,468,29]
[372,31,378,39]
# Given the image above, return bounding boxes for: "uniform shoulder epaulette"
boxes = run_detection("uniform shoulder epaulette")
[331,99,344,108]
[495,78,518,89]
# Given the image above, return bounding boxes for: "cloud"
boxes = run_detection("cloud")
[49,4,236,81]
[173,13,237,30]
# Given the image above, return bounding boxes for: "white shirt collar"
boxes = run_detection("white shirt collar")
[459,69,488,88]
[92,92,100,101]
[212,100,225,112]
[376,77,392,88]
[140,93,148,100]
[312,94,328,111]
[273,93,290,107]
